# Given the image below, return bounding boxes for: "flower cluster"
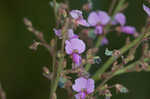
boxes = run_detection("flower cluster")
[26,1,150,99]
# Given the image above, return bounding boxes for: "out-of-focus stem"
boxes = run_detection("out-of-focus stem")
[108,0,117,15]
[49,18,69,99]
[53,0,57,21]
[0,84,6,99]
[92,32,146,81]
[113,0,126,17]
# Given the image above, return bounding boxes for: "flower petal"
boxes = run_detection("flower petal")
[72,53,82,66]
[101,37,109,45]
[77,19,90,27]
[75,92,86,99]
[70,10,83,19]
[114,13,126,26]
[65,40,73,54]
[94,26,103,35]
[88,11,100,26]
[86,78,95,94]
[70,39,86,54]
[143,4,150,16]
[68,29,79,39]
[97,11,110,25]
[53,28,62,37]
[121,26,136,34]
[72,77,87,92]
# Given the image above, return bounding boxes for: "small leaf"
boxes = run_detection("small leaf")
[120,87,128,93]
[105,48,113,56]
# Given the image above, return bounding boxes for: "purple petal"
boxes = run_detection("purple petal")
[70,10,83,19]
[101,37,109,45]
[114,13,126,26]
[88,12,100,26]
[86,79,95,94]
[53,28,62,37]
[75,92,86,99]
[72,77,87,92]
[121,26,136,34]
[65,40,73,54]
[72,53,82,66]
[68,29,79,39]
[77,19,90,27]
[97,11,110,25]
[69,39,86,54]
[94,26,103,35]
[143,4,150,16]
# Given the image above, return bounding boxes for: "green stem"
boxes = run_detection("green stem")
[92,33,145,81]
[53,0,57,21]
[113,58,150,76]
[49,18,69,99]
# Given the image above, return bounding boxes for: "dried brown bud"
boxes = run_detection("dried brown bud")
[113,50,121,57]
[42,66,53,80]
[29,41,40,51]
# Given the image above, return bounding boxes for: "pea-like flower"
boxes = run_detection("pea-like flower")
[101,37,109,45]
[143,4,150,16]
[72,77,95,99]
[65,38,86,66]
[54,28,78,39]
[70,10,90,27]
[88,11,110,34]
[113,13,136,34]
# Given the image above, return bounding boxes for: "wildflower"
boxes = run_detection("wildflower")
[88,11,110,34]
[65,38,86,66]
[143,4,150,16]
[112,13,126,26]
[53,28,62,38]
[53,28,78,39]
[70,10,90,27]
[72,77,95,99]
[101,37,109,45]
[113,13,136,34]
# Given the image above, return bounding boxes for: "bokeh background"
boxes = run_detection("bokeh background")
[0,0,150,99]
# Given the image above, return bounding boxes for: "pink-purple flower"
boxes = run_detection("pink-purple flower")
[70,10,90,27]
[54,28,78,39]
[113,13,136,34]
[101,37,109,45]
[65,38,86,66]
[72,77,95,99]
[143,4,150,16]
[88,11,110,35]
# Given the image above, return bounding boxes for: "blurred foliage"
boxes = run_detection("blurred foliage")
[0,0,150,99]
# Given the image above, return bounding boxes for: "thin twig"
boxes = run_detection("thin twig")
[0,84,6,99]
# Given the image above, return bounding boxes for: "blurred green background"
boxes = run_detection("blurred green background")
[0,0,150,99]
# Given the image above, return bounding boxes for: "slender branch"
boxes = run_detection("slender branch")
[108,0,117,15]
[95,58,150,93]
[49,18,69,99]
[113,58,150,76]
[0,83,6,99]
[53,0,58,21]
[92,32,146,81]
